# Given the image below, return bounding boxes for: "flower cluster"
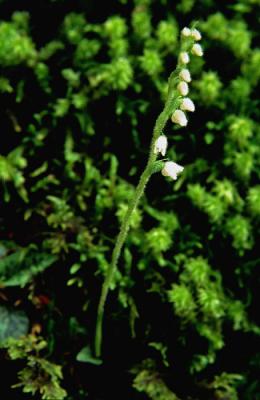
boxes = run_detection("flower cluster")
[154,27,203,181]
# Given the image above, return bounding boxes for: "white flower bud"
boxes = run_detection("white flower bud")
[191,43,203,56]
[179,51,190,64]
[177,81,189,96]
[179,69,191,82]
[180,97,195,112]
[161,161,184,180]
[154,135,168,156]
[191,28,202,41]
[171,110,188,127]
[181,27,191,37]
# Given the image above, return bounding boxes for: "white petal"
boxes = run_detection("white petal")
[191,28,202,41]
[177,81,189,96]
[180,98,195,112]
[181,27,191,37]
[171,110,188,127]
[162,161,184,180]
[179,69,191,82]
[154,135,168,156]
[191,44,203,56]
[179,52,190,64]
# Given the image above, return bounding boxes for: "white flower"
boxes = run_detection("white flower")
[171,109,188,126]
[191,43,203,56]
[181,27,191,37]
[161,161,184,180]
[154,135,168,156]
[179,51,190,64]
[179,69,191,82]
[180,97,195,112]
[191,28,202,41]
[177,81,189,96]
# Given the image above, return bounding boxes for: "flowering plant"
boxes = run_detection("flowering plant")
[95,26,203,356]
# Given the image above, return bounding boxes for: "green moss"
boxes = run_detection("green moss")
[0,21,36,66]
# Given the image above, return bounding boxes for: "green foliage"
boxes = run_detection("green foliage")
[205,372,244,400]
[0,76,13,93]
[226,116,253,147]
[187,183,226,223]
[145,227,172,253]
[0,16,36,67]
[225,215,253,254]
[3,335,67,400]
[76,346,102,365]
[168,257,257,371]
[132,360,180,400]
[247,186,260,217]
[168,283,196,321]
[0,241,57,287]
[0,306,29,344]
[242,49,260,85]
[0,147,28,201]
[156,20,178,50]
[201,13,251,58]
[193,71,222,105]
[177,0,195,14]
[140,49,163,77]
[132,6,152,40]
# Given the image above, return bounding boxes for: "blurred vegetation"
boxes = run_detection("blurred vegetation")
[0,0,259,399]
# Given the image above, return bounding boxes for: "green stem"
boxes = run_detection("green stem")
[95,80,177,358]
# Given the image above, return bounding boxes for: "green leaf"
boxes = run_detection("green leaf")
[76,346,102,365]
[0,243,57,287]
[0,306,29,344]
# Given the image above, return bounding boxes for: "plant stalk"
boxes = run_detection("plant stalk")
[95,79,177,357]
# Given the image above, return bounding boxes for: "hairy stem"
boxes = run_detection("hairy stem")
[95,79,177,357]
